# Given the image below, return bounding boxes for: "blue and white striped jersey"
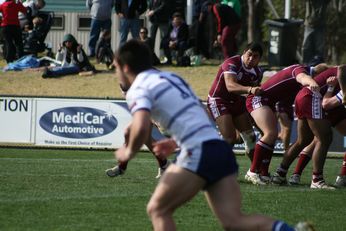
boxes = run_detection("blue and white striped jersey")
[126,69,220,149]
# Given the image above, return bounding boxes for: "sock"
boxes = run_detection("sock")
[250,142,264,173]
[340,153,346,176]
[250,140,273,174]
[277,164,288,177]
[312,171,324,183]
[119,161,128,171]
[272,220,295,231]
[293,151,311,175]
[155,155,168,169]
[260,143,274,176]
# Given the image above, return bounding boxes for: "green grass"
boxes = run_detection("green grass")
[0,148,345,231]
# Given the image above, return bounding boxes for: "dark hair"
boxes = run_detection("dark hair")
[244,42,263,57]
[101,29,111,38]
[37,0,46,8]
[140,27,148,34]
[172,12,183,19]
[115,39,152,74]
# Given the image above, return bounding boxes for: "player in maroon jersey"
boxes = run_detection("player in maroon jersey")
[207,42,263,162]
[288,66,346,188]
[245,64,321,185]
[272,66,345,189]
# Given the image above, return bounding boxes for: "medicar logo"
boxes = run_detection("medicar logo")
[39,107,118,138]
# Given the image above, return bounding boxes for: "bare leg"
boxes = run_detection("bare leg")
[291,139,316,176]
[233,113,256,161]
[307,119,333,176]
[250,106,277,176]
[145,133,168,168]
[215,114,238,144]
[277,112,292,152]
[147,164,205,231]
[205,174,276,231]
[281,119,314,169]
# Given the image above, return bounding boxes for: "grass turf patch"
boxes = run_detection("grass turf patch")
[0,148,345,231]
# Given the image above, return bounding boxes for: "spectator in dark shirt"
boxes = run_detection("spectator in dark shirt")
[146,0,172,51]
[139,26,160,65]
[0,0,27,63]
[115,0,147,47]
[161,12,189,66]
[302,0,330,65]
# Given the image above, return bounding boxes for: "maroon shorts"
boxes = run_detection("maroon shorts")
[325,106,346,127]
[294,88,324,120]
[246,95,275,113]
[207,96,247,120]
[275,101,294,121]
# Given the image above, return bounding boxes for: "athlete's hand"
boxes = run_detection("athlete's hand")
[153,138,178,158]
[251,86,263,96]
[115,145,132,162]
[326,76,338,87]
[309,82,320,92]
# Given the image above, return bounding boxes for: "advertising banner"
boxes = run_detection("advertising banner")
[35,98,132,148]
[0,97,33,143]
[0,96,344,154]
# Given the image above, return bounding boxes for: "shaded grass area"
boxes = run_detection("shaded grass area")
[0,148,345,231]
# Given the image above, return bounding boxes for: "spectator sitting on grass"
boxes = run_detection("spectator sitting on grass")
[42,33,95,78]
[95,29,114,70]
[139,26,160,66]
[22,16,43,50]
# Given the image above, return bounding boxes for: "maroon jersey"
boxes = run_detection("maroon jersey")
[208,55,262,101]
[313,67,340,96]
[260,64,312,105]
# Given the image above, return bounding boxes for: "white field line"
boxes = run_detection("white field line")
[0,158,156,163]
[0,191,151,203]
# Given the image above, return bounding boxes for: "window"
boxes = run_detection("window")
[78,16,91,31]
[51,15,65,30]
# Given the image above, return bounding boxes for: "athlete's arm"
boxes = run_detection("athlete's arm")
[296,73,320,92]
[115,110,152,162]
[337,65,346,104]
[322,76,342,110]
[224,73,262,95]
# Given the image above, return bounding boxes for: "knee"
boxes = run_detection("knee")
[146,199,158,219]
[262,129,278,144]
[146,198,169,220]
[296,137,313,148]
[316,133,333,146]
